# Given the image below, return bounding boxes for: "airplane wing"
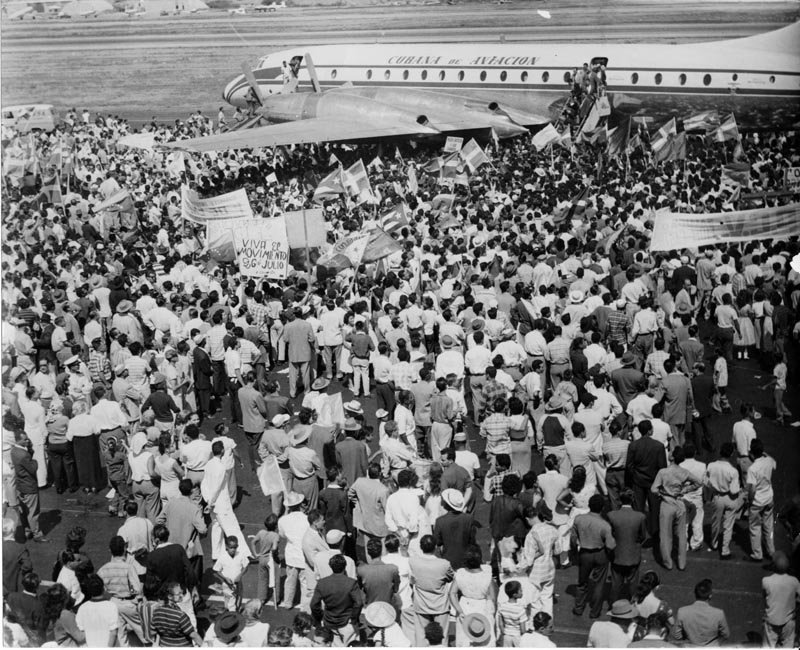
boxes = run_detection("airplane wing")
[161,116,440,152]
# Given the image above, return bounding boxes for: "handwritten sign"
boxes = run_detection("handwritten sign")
[443,136,464,153]
[233,217,289,279]
[785,167,800,190]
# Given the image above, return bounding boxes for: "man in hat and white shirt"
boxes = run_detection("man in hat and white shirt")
[259,414,293,515]
[587,599,639,647]
[286,425,322,511]
[278,491,310,610]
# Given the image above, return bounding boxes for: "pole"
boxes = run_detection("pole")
[302,207,311,272]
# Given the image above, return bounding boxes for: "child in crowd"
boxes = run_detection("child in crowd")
[712,347,731,413]
[212,535,250,611]
[103,436,130,517]
[248,514,280,611]
[497,580,529,647]
[762,351,792,425]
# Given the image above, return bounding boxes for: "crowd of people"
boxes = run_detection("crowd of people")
[1,103,800,648]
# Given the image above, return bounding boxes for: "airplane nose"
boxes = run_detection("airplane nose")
[222,75,246,105]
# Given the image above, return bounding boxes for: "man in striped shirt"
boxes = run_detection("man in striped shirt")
[479,397,511,469]
[97,535,143,645]
[605,299,630,349]
[603,421,630,510]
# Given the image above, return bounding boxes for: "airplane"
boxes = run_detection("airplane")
[163,23,800,152]
[253,1,285,12]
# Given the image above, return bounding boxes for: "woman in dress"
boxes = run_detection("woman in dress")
[153,431,184,504]
[450,545,498,648]
[339,311,355,392]
[555,466,595,563]
[734,292,756,360]
[423,462,445,524]
[507,396,534,476]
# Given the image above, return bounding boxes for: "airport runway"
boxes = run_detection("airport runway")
[1,2,799,120]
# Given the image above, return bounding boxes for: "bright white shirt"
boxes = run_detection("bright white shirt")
[75,599,118,648]
[732,419,756,457]
[435,349,465,380]
[90,399,128,430]
[319,308,345,346]
[278,511,310,569]
[213,548,250,582]
[383,551,412,609]
[627,394,657,425]
[180,439,213,471]
[224,347,242,379]
[66,412,101,440]
[19,399,47,445]
[680,458,707,501]
[464,345,492,375]
[385,488,422,534]
[747,455,776,507]
[455,449,480,480]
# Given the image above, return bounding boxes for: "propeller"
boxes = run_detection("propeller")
[304,52,322,93]
[240,62,265,105]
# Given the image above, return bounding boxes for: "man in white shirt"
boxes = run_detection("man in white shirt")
[277,491,310,610]
[679,443,707,551]
[746,439,776,562]
[732,403,757,480]
[384,469,421,538]
[453,432,480,481]
[75,574,119,647]
[319,301,345,380]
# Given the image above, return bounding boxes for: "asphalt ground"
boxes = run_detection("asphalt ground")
[10,336,800,646]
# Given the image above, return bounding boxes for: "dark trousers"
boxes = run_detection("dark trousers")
[72,435,104,491]
[632,481,660,538]
[212,360,227,397]
[189,555,203,587]
[228,379,242,425]
[243,430,263,472]
[609,562,640,603]
[195,387,212,420]
[375,383,396,416]
[605,468,625,511]
[574,549,609,617]
[48,442,77,491]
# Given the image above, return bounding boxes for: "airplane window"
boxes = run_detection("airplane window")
[421,70,428,80]
[679,73,687,85]
[458,71,465,81]
[703,73,711,86]
[500,71,507,82]
[480,71,487,81]
[731,73,738,81]
[521,71,528,82]
[366,69,373,80]
[631,72,639,84]
[541,71,549,82]
[403,70,409,80]
[769,75,775,83]
[439,70,446,81]
[331,69,337,79]
[654,73,662,85]
[385,69,391,80]
[564,71,572,83]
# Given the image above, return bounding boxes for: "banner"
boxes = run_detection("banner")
[319,232,370,268]
[94,189,132,212]
[443,136,463,153]
[282,208,327,248]
[532,124,560,151]
[181,186,254,223]
[785,167,800,191]
[232,217,289,279]
[650,203,800,251]
[118,133,157,151]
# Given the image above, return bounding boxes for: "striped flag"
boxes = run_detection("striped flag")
[312,166,345,203]
[712,113,740,143]
[362,227,403,263]
[651,117,677,159]
[722,162,751,187]
[459,139,490,172]
[683,110,720,133]
[531,123,560,151]
[379,202,410,233]
[38,173,63,208]
[343,160,374,204]
[606,119,630,159]
[554,185,590,224]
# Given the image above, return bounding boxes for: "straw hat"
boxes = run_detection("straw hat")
[364,601,396,629]
[462,613,492,643]
[442,489,465,513]
[608,599,639,619]
[311,377,330,391]
[116,300,133,314]
[285,491,304,508]
[214,612,246,643]
[272,414,291,427]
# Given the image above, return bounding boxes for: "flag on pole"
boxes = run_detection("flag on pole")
[362,227,403,263]
[379,202,410,233]
[712,113,740,143]
[421,157,443,175]
[683,110,720,133]
[328,152,340,167]
[650,117,676,157]
[166,152,186,178]
[343,159,374,204]
[368,156,384,171]
[606,119,630,159]
[532,123,560,151]
[459,139,490,172]
[430,193,455,214]
[319,232,371,269]
[312,166,345,203]
[38,173,63,208]
[394,147,404,164]
[558,127,572,151]
[579,101,602,137]
[554,185,590,224]
[722,162,751,187]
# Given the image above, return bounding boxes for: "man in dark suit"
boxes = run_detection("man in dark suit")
[145,523,196,593]
[678,325,705,375]
[607,490,648,602]
[357,538,400,606]
[335,419,368,488]
[311,554,363,646]
[192,333,214,422]
[2,517,33,596]
[626,420,667,540]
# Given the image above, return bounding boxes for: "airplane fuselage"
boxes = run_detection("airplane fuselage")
[224,25,800,129]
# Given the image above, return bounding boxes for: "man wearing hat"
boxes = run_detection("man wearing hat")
[277,491,310,609]
[363,600,410,647]
[258,414,293,516]
[587,599,639,647]
[207,611,246,646]
[314,529,356,581]
[432,488,475,570]
[610,353,646,410]
[111,300,143,346]
[336,418,368,488]
[286,424,322,511]
[461,613,493,647]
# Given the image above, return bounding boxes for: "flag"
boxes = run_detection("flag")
[166,151,186,178]
[732,140,747,162]
[650,118,676,158]
[625,130,642,156]
[436,213,460,230]
[439,151,464,182]
[328,152,340,167]
[683,110,720,133]
[394,147,404,164]
[318,232,370,269]
[430,193,455,214]
[343,160,373,204]
[362,227,403,263]
[368,156,384,171]
[266,171,279,185]
[312,166,345,202]
[379,203,410,233]
[46,143,62,172]
[94,189,133,213]
[558,127,572,151]
[38,173,63,207]
[532,123,560,151]
[579,100,602,136]
[554,185,590,224]
[460,139,490,172]
[407,164,418,194]
[606,119,630,159]
[596,224,627,256]
[712,113,740,143]
[421,157,443,175]
[651,118,686,163]
[722,162,751,187]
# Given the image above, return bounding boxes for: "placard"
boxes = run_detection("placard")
[232,217,289,279]
[443,136,464,153]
